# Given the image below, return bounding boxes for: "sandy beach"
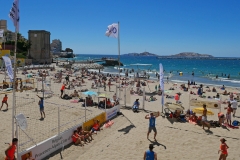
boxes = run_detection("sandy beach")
[0,64,240,160]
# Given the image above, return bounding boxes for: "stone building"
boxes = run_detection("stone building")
[28,30,51,64]
[0,20,7,31]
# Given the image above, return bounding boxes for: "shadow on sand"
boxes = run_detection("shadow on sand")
[148,139,167,149]
[118,124,135,134]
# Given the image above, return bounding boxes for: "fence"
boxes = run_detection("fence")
[0,78,35,94]
[16,96,102,154]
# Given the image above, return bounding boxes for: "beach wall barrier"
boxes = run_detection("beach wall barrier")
[83,112,106,131]
[18,123,82,160]
[106,105,120,120]
[18,105,120,160]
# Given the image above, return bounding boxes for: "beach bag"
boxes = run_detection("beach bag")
[232,120,239,126]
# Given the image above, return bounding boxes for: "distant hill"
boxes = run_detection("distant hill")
[171,52,213,57]
[123,52,157,56]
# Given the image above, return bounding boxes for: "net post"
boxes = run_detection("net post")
[58,106,60,135]
[143,87,145,110]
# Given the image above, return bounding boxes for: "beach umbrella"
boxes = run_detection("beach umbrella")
[83,91,98,96]
[164,102,184,111]
[192,107,214,115]
[98,93,110,98]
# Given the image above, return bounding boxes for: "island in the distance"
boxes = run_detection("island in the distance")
[156,52,214,59]
[123,51,157,56]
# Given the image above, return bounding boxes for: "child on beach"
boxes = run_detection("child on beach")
[218,138,229,160]
[0,94,8,111]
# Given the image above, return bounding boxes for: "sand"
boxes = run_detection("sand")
[0,65,240,160]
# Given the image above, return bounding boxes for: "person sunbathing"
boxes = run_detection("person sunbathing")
[189,112,198,124]
[212,87,217,92]
[70,90,79,97]
[130,88,135,94]
[77,127,93,142]
[91,120,100,134]
[72,130,84,146]
[157,89,162,95]
[148,96,157,102]
[106,99,112,108]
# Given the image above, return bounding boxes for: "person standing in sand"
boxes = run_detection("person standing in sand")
[60,83,65,98]
[108,81,111,91]
[218,138,229,160]
[202,104,210,130]
[37,95,45,119]
[225,103,233,126]
[0,94,8,111]
[145,112,160,140]
[143,144,157,160]
[5,138,18,160]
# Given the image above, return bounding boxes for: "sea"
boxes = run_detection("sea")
[69,54,240,88]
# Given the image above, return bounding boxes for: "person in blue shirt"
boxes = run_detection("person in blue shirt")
[145,112,160,140]
[132,99,140,112]
[143,144,157,160]
[37,95,45,119]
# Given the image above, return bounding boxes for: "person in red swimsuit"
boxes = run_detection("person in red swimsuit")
[218,138,229,160]
[72,130,84,146]
[5,138,18,160]
[60,83,65,98]
[0,94,8,110]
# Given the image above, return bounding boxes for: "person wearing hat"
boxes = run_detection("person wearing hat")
[218,138,229,160]
[132,99,140,112]
[143,144,157,160]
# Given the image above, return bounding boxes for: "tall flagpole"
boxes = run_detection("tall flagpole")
[12,29,17,139]
[118,22,120,83]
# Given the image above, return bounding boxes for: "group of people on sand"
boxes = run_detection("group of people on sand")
[72,119,101,146]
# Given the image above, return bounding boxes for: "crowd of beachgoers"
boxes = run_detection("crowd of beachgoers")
[0,63,240,160]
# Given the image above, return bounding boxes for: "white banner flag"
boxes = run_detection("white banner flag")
[9,0,20,32]
[0,29,3,38]
[2,56,14,81]
[105,23,118,38]
[159,63,164,105]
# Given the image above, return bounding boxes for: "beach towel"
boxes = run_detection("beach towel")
[189,120,197,125]
[103,120,114,128]
[70,99,79,103]
[223,123,239,129]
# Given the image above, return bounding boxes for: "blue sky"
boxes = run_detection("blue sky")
[1,0,240,56]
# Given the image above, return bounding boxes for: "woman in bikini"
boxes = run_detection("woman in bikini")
[77,126,94,141]
[218,138,229,160]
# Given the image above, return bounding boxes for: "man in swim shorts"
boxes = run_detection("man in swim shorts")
[145,112,160,140]
[202,104,210,130]
[0,94,8,110]
[37,95,45,119]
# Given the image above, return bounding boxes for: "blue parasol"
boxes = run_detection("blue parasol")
[83,91,98,96]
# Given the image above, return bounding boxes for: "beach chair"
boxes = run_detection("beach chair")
[164,108,171,117]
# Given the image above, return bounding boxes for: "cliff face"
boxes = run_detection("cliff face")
[172,52,213,57]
